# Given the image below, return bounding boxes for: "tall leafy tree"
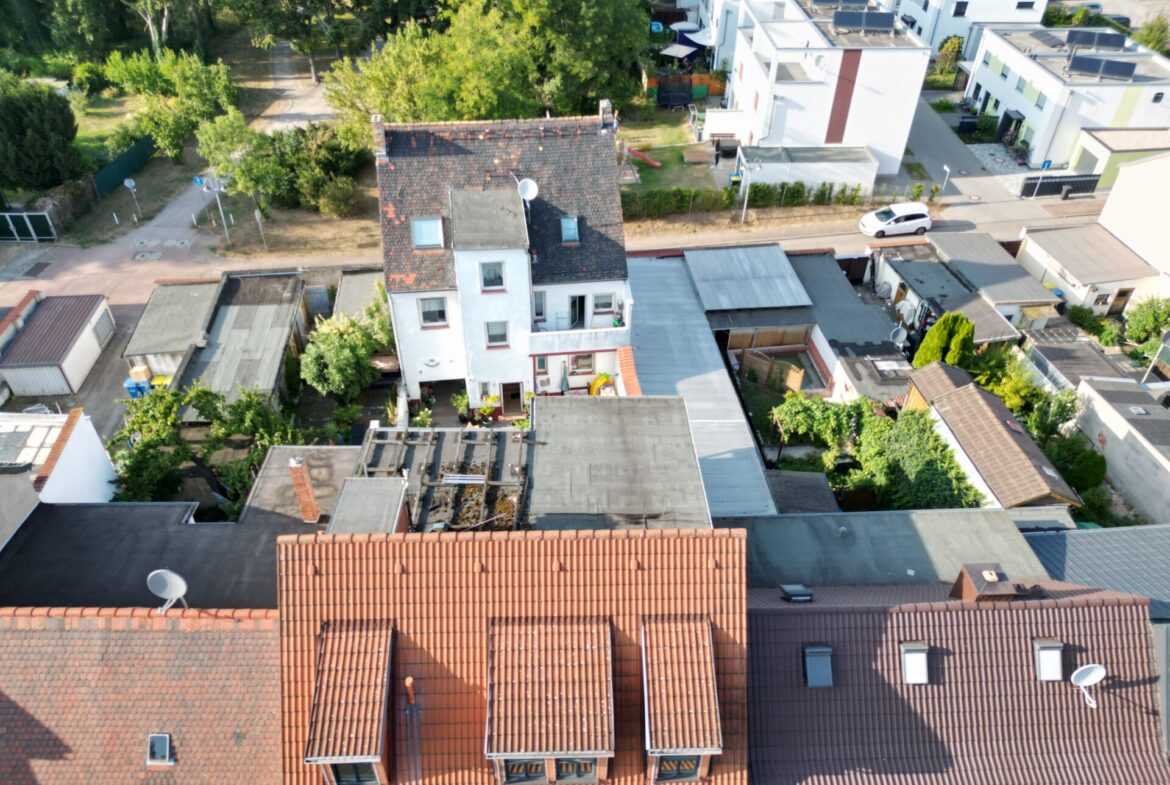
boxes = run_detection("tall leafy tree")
[195,108,287,208]
[439,0,539,120]
[912,312,975,368]
[0,0,51,53]
[301,288,394,402]
[47,0,128,59]
[121,0,173,59]
[0,73,84,189]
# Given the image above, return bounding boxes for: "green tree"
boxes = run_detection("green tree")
[300,286,394,402]
[120,0,173,59]
[1135,11,1170,51]
[438,0,540,120]
[1023,388,1078,447]
[935,35,963,74]
[0,72,84,189]
[196,108,287,208]
[112,440,190,501]
[1124,296,1170,344]
[1044,434,1106,493]
[0,0,52,53]
[48,0,128,59]
[912,312,975,368]
[771,392,872,468]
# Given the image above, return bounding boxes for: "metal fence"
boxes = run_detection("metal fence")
[1019,173,1100,198]
[0,212,56,242]
[92,135,156,197]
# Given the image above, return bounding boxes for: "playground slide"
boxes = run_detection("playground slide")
[628,148,662,168]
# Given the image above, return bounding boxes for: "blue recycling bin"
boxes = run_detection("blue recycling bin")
[123,378,150,399]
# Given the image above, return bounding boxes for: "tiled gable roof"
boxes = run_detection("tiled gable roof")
[932,384,1079,507]
[747,585,1170,785]
[0,608,280,785]
[642,615,722,755]
[908,362,971,403]
[277,529,747,785]
[377,118,627,292]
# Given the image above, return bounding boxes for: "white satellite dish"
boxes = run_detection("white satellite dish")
[1070,663,1107,709]
[517,178,539,202]
[147,569,190,614]
[890,327,908,346]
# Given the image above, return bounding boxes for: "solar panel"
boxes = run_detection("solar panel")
[1100,58,1137,79]
[832,9,865,27]
[863,10,896,29]
[1067,29,1097,46]
[839,0,869,7]
[1030,30,1065,48]
[1068,54,1105,76]
[1095,32,1127,49]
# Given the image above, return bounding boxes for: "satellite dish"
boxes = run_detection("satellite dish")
[147,569,190,614]
[517,178,539,201]
[1070,663,1107,709]
[890,327,908,346]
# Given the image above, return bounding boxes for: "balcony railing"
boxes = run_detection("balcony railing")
[529,301,633,355]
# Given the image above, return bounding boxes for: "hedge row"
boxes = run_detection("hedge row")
[620,181,868,220]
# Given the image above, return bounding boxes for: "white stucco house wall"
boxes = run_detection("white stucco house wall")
[375,116,632,416]
[879,0,1046,54]
[0,408,116,503]
[1099,152,1170,273]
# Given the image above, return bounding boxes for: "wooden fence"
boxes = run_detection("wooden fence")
[741,349,804,392]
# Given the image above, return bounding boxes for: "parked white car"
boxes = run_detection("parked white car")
[859,202,932,238]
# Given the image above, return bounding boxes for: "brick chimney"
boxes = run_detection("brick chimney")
[288,456,320,524]
[950,563,1022,603]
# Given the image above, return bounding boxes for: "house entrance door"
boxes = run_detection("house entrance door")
[501,382,524,415]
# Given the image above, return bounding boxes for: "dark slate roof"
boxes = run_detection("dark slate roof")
[747,584,1170,785]
[0,502,302,608]
[377,118,627,291]
[0,295,104,367]
[1026,524,1170,620]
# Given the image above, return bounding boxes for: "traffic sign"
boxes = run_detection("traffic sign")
[1041,160,1052,170]
[193,176,204,187]
[123,177,136,191]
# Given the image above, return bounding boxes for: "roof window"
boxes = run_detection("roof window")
[780,584,813,603]
[147,733,173,765]
[1033,639,1064,682]
[411,217,443,249]
[900,643,930,685]
[561,215,580,243]
[1130,406,1149,415]
[803,645,833,688]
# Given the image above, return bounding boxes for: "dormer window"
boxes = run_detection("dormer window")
[334,763,380,784]
[561,216,580,243]
[411,217,443,249]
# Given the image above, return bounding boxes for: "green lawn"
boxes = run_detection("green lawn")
[903,161,930,181]
[624,147,717,192]
[740,380,784,445]
[924,70,958,90]
[618,109,693,148]
[74,94,142,165]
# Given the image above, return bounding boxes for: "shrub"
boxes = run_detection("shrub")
[318,176,358,218]
[1124,297,1170,344]
[928,183,941,202]
[66,89,90,117]
[104,50,168,96]
[104,119,146,159]
[35,52,77,80]
[71,62,108,95]
[975,113,997,136]
[929,98,956,112]
[910,182,925,201]
[781,181,807,206]
[813,181,833,205]
[1097,319,1123,347]
[409,407,433,427]
[1044,434,1106,492]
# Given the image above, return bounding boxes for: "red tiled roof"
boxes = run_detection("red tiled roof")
[486,617,614,756]
[278,530,748,785]
[642,615,722,754]
[0,289,40,336]
[306,619,394,763]
[747,585,1170,785]
[617,345,642,396]
[32,407,82,492]
[0,607,281,785]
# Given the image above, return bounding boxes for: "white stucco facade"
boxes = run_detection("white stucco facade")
[1015,232,1160,314]
[38,411,116,503]
[964,28,1170,168]
[1099,153,1170,273]
[877,0,1045,54]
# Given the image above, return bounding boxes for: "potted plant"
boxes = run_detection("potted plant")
[476,394,500,423]
[450,389,470,423]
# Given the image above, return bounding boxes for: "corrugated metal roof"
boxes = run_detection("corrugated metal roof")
[304,619,393,761]
[683,245,812,312]
[277,529,748,785]
[1025,224,1155,285]
[0,295,104,367]
[123,281,220,358]
[179,275,302,400]
[486,617,614,756]
[643,616,722,754]
[627,258,776,517]
[717,509,1050,587]
[747,584,1170,785]
[931,232,1058,306]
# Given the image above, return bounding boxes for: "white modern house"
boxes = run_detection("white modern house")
[703,0,930,180]
[374,116,632,416]
[963,26,1170,168]
[879,0,1046,54]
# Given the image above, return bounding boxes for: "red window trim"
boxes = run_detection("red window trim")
[486,344,511,350]
[420,324,449,330]
[481,288,508,295]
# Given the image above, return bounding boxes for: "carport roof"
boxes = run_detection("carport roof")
[0,295,105,368]
[683,245,812,311]
[123,280,221,358]
[1024,224,1155,285]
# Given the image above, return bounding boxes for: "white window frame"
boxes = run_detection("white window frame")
[486,321,509,347]
[481,261,505,291]
[419,296,448,326]
[1016,76,1026,92]
[570,353,594,374]
[593,293,614,314]
[535,356,548,374]
[560,216,580,243]
[411,217,443,249]
[533,290,546,321]
[1035,92,1046,109]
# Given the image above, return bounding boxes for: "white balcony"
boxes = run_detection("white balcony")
[529,300,633,356]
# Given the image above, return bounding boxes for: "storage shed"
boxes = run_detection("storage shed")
[0,295,114,396]
[123,279,220,377]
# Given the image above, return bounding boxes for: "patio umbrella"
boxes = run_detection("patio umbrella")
[661,43,698,59]
[560,362,570,394]
[686,27,715,46]
[670,20,700,31]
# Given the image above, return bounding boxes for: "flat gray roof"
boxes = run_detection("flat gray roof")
[741,146,876,164]
[0,501,300,608]
[239,445,360,527]
[328,477,408,534]
[529,396,712,529]
[931,233,1058,306]
[628,257,776,517]
[450,188,528,250]
[123,281,220,358]
[332,270,382,320]
[1026,524,1170,620]
[1026,323,1133,388]
[1085,127,1170,153]
[886,255,1019,343]
[1025,224,1154,285]
[716,509,1051,588]
[179,274,303,401]
[765,470,839,514]
[1081,379,1170,460]
[683,244,812,311]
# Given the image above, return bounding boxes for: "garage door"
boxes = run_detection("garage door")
[92,309,115,348]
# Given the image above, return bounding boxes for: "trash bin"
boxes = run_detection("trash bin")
[1060,185,1073,200]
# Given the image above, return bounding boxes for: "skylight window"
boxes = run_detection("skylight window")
[802,645,833,688]
[1033,639,1064,682]
[411,218,443,249]
[147,733,173,765]
[560,215,580,243]
[900,643,930,685]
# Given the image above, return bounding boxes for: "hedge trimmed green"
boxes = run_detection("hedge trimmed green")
[620,181,865,219]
